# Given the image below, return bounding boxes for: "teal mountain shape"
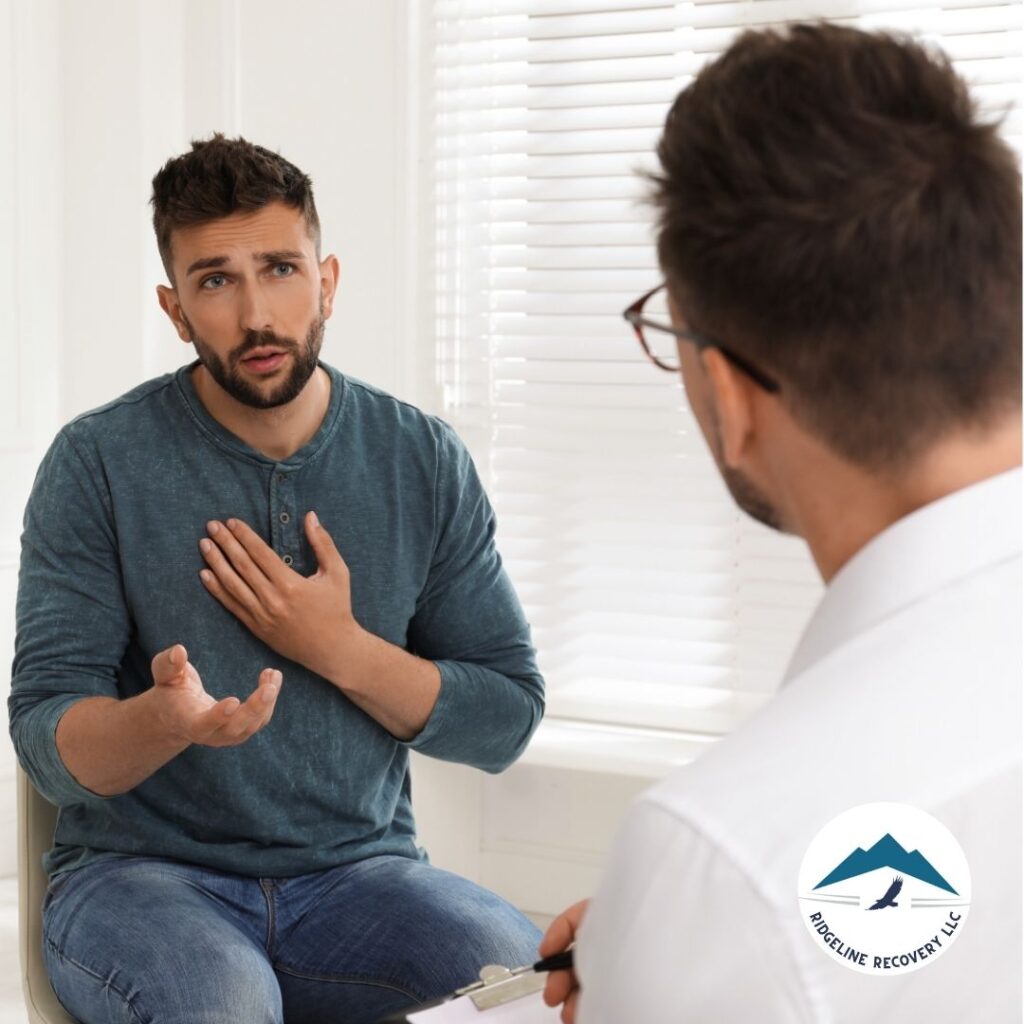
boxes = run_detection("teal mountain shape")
[813,833,957,895]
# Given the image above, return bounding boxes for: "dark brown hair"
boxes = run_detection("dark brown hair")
[652,23,1021,468]
[150,133,321,283]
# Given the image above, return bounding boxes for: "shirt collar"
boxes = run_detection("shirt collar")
[175,359,346,468]
[784,467,1022,683]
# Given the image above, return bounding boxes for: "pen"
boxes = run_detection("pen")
[532,949,574,973]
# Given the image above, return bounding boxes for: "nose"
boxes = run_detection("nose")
[238,280,274,334]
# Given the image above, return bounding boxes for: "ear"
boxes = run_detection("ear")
[700,348,757,469]
[320,255,341,319]
[156,285,192,344]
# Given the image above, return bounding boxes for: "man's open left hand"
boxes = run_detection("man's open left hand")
[199,511,358,680]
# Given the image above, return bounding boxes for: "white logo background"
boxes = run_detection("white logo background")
[797,803,971,975]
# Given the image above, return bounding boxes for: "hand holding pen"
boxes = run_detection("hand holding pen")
[538,898,589,1024]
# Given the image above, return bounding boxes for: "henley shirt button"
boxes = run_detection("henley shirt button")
[279,511,290,524]
[283,554,294,566]
[276,473,286,483]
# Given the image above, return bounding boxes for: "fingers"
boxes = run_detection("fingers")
[194,669,283,747]
[218,669,281,740]
[305,511,346,576]
[562,989,579,1024]
[219,518,292,584]
[539,917,572,958]
[200,523,269,614]
[539,898,586,1017]
[199,562,258,631]
[543,969,578,1009]
[540,900,588,1017]
[152,644,189,686]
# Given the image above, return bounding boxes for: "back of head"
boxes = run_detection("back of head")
[151,133,321,283]
[652,23,1022,469]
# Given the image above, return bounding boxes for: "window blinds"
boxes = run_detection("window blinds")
[429,0,1021,737]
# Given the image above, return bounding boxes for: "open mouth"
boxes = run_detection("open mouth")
[241,350,289,374]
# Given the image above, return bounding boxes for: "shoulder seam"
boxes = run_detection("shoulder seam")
[342,376,438,421]
[333,372,456,443]
[66,375,177,429]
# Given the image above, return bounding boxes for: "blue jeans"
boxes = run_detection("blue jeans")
[42,854,542,1024]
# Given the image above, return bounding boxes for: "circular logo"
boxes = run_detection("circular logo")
[797,803,970,975]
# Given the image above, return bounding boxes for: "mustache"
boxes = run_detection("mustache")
[232,330,301,362]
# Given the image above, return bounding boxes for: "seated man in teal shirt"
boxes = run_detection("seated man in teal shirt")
[9,134,545,1024]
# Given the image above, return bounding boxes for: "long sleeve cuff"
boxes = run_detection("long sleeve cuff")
[12,695,115,807]
[402,659,543,773]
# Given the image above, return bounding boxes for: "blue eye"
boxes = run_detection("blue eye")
[272,263,295,277]
[201,274,227,290]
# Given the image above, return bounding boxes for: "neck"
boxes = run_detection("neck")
[785,415,1022,583]
[192,364,331,461]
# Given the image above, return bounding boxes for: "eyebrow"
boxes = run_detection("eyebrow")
[185,250,307,277]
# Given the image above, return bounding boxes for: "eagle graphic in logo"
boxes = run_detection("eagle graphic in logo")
[867,875,903,910]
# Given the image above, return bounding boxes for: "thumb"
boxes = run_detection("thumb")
[306,511,346,576]
[152,643,189,686]
[540,899,589,956]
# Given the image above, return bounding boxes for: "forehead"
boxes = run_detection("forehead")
[169,201,314,268]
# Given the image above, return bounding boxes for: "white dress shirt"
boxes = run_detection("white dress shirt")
[576,468,1021,1023]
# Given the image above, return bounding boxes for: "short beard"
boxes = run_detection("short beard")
[186,307,325,410]
[721,464,784,532]
[706,409,785,532]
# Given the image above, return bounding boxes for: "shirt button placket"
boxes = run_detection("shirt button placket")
[271,468,296,568]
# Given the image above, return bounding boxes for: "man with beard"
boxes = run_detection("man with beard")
[9,135,544,1024]
[540,23,1021,1023]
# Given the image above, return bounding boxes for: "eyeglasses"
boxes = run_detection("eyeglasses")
[623,284,780,393]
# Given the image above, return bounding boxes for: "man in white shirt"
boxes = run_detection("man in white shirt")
[540,23,1021,1023]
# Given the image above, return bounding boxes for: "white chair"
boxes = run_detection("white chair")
[16,766,77,1024]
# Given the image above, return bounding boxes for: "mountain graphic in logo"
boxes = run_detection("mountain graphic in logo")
[813,833,957,894]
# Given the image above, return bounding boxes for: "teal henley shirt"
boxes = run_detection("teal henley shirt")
[9,362,544,879]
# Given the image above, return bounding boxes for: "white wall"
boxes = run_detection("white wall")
[57,0,417,418]
[0,0,63,877]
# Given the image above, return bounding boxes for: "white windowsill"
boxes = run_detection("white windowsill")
[517,716,719,779]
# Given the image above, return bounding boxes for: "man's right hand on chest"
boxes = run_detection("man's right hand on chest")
[150,643,282,747]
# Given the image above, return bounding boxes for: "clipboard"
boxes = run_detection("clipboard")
[380,964,563,1022]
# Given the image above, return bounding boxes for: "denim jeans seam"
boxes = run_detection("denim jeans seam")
[45,937,147,1024]
[273,962,426,1002]
[259,878,278,958]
